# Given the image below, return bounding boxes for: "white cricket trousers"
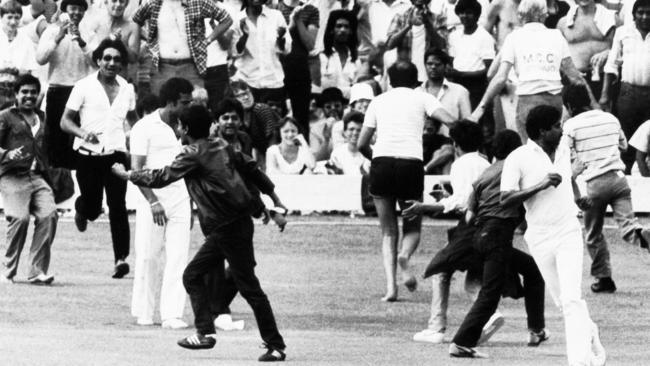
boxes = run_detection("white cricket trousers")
[131,198,191,322]
[525,225,595,366]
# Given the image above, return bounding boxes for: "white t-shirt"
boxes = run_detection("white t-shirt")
[448,27,495,72]
[0,29,39,74]
[500,22,570,95]
[328,144,370,175]
[628,119,650,175]
[363,87,444,160]
[265,144,315,174]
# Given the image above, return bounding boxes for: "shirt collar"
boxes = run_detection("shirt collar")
[522,22,547,31]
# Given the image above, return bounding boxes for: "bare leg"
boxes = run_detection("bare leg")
[397,199,422,292]
[374,197,399,301]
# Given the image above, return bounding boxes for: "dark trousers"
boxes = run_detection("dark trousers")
[205,65,231,113]
[452,218,545,347]
[44,86,76,169]
[75,152,130,263]
[617,83,650,173]
[282,59,311,138]
[206,265,239,316]
[250,87,286,106]
[183,216,285,350]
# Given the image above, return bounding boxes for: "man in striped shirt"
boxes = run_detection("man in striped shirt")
[562,83,650,294]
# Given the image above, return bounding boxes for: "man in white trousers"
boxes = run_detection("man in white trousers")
[130,77,194,328]
[500,105,606,366]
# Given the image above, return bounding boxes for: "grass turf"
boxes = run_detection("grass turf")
[1,216,650,365]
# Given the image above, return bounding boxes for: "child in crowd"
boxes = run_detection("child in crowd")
[327,111,370,175]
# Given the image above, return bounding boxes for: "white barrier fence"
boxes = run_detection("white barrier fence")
[6,174,650,213]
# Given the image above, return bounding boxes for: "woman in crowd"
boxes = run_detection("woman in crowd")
[266,116,315,175]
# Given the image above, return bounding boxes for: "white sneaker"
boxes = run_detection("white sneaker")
[162,318,189,329]
[590,322,606,366]
[478,312,505,345]
[214,314,245,331]
[413,329,445,344]
[136,317,154,326]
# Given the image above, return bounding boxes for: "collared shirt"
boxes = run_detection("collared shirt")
[133,0,232,75]
[231,6,291,89]
[501,140,580,231]
[604,24,650,86]
[36,23,95,86]
[562,109,626,181]
[438,151,490,213]
[320,50,359,99]
[418,79,471,135]
[501,22,570,95]
[368,0,410,45]
[448,26,495,72]
[158,0,192,59]
[130,109,189,207]
[0,29,38,74]
[0,107,46,178]
[66,72,136,153]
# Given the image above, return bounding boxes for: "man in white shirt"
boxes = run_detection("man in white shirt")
[61,39,137,279]
[500,105,606,366]
[129,77,193,329]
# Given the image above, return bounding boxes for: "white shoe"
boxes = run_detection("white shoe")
[590,322,606,366]
[214,314,245,331]
[413,329,445,344]
[478,312,505,345]
[136,317,154,326]
[162,318,189,329]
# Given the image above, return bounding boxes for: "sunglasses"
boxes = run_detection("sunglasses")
[102,55,123,63]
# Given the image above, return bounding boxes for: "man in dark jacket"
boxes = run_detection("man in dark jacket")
[111,105,288,362]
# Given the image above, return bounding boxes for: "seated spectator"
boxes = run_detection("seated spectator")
[423,117,454,174]
[327,110,370,175]
[211,98,253,155]
[310,87,346,160]
[266,116,315,174]
[319,10,359,99]
[348,82,374,114]
[629,119,650,176]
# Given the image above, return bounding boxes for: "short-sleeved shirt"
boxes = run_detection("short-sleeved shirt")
[130,109,189,207]
[363,87,444,160]
[448,26,495,72]
[500,22,570,95]
[66,72,136,153]
[328,144,370,175]
[628,119,650,175]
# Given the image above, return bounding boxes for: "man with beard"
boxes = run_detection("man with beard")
[61,38,137,279]
[0,74,58,285]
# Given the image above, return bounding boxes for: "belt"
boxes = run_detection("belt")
[77,147,114,157]
[159,58,193,66]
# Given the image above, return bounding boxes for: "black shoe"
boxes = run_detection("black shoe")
[177,334,216,350]
[527,329,550,347]
[636,228,650,250]
[258,344,286,362]
[74,212,87,232]
[112,260,130,279]
[591,277,616,293]
[448,343,488,358]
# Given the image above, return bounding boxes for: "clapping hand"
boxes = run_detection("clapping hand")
[6,146,26,161]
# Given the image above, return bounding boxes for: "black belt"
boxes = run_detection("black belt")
[159,58,193,65]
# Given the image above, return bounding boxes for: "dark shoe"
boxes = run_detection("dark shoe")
[177,334,216,350]
[74,212,87,232]
[258,344,286,362]
[590,277,616,293]
[28,273,54,285]
[448,343,488,358]
[636,228,650,250]
[527,329,550,347]
[112,260,130,279]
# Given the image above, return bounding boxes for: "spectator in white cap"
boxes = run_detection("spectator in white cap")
[330,82,375,147]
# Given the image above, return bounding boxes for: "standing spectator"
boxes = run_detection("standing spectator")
[60,39,137,279]
[36,0,94,169]
[429,0,489,31]
[629,118,650,175]
[470,0,591,141]
[0,1,39,75]
[266,116,315,174]
[130,78,193,329]
[204,4,237,113]
[483,0,520,49]
[232,0,291,104]
[601,0,650,173]
[357,61,454,302]
[319,10,359,99]
[327,110,370,175]
[386,0,447,83]
[132,0,233,94]
[367,0,411,49]
[275,0,319,136]
[562,83,650,294]
[0,74,58,285]
[211,98,254,155]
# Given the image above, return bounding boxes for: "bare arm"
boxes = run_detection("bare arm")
[471,61,511,121]
[424,144,454,173]
[560,57,598,108]
[357,125,375,160]
[500,173,561,207]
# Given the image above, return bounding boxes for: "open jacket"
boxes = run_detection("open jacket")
[0,107,47,178]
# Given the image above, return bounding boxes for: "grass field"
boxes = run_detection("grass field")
[2,216,650,366]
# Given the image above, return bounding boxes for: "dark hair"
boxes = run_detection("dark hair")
[562,84,592,115]
[241,0,268,9]
[455,0,482,17]
[387,60,419,88]
[343,110,364,130]
[215,98,244,121]
[323,10,358,62]
[492,129,522,159]
[92,38,129,66]
[449,120,483,152]
[526,105,562,140]
[633,0,650,15]
[229,80,250,93]
[0,0,22,16]
[136,93,160,117]
[13,74,41,94]
[178,105,212,139]
[279,116,299,131]
[61,0,88,11]
[424,48,452,66]
[159,77,194,105]
[319,87,346,106]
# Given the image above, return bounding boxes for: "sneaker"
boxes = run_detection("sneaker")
[214,314,245,331]
[28,273,54,285]
[74,211,87,232]
[590,277,616,294]
[590,322,606,366]
[413,329,445,344]
[478,312,505,345]
[162,318,189,329]
[136,317,154,326]
[527,329,550,347]
[258,344,286,362]
[177,334,217,350]
[449,343,488,358]
[112,260,130,279]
